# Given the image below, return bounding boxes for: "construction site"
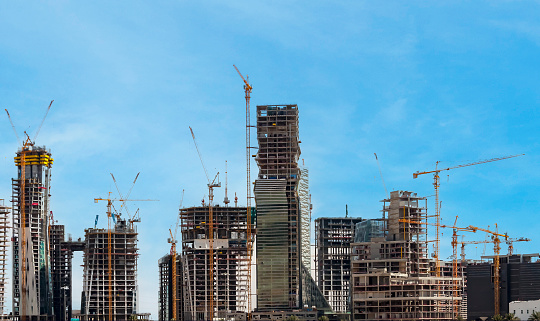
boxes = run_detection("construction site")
[0,77,535,321]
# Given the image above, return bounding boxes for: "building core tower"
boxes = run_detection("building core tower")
[12,144,53,318]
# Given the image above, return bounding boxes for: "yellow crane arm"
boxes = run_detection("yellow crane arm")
[413,154,524,178]
[233,64,252,90]
[399,219,476,233]
[467,225,507,239]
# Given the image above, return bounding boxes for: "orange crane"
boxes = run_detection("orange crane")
[168,189,184,321]
[95,175,155,321]
[413,154,524,277]
[400,216,476,319]
[466,224,509,316]
[458,237,530,261]
[5,101,53,320]
[233,64,254,314]
[189,126,220,321]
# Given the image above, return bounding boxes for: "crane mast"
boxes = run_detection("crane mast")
[169,190,184,320]
[467,224,510,316]
[400,217,476,319]
[233,64,253,314]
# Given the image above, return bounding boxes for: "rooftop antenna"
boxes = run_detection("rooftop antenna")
[346,204,348,218]
[224,160,230,205]
[234,192,238,207]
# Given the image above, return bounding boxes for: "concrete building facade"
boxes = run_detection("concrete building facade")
[80,219,144,321]
[350,190,462,320]
[315,217,362,313]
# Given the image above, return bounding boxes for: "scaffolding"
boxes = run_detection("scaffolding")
[179,205,249,321]
[0,201,9,318]
[350,190,462,320]
[314,217,363,313]
[11,146,53,319]
[81,219,143,321]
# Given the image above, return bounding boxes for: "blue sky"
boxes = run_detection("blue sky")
[1,1,539,318]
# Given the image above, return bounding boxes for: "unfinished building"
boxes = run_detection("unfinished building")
[179,205,249,320]
[157,254,183,321]
[80,218,148,321]
[0,200,9,318]
[12,145,53,319]
[315,217,363,314]
[50,224,85,321]
[350,190,462,320]
[253,104,330,313]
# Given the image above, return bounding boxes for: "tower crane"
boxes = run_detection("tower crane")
[413,153,524,277]
[506,237,530,255]
[5,101,53,320]
[189,126,220,321]
[466,224,509,316]
[168,189,184,321]
[95,174,156,321]
[458,237,530,262]
[400,216,476,319]
[233,64,254,314]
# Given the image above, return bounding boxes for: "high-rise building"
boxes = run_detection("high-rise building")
[50,224,85,321]
[254,104,329,312]
[157,254,183,321]
[80,218,148,321]
[179,205,250,321]
[12,144,53,318]
[315,217,363,313]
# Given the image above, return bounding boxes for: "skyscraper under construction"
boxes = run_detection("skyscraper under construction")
[254,104,329,312]
[178,205,250,321]
[12,142,53,319]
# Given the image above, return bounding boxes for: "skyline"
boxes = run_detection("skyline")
[1,2,539,319]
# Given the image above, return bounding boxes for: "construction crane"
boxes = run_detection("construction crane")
[413,154,524,277]
[374,153,389,198]
[189,126,221,321]
[168,189,184,321]
[466,224,509,316]
[5,101,53,320]
[95,175,156,321]
[458,237,530,260]
[506,237,530,255]
[233,64,254,315]
[400,216,476,319]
